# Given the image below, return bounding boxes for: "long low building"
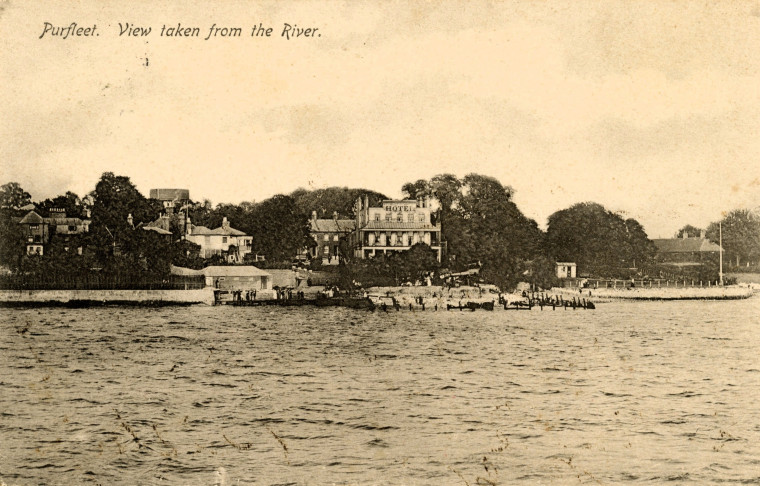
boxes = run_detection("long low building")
[171,265,271,290]
[652,231,723,267]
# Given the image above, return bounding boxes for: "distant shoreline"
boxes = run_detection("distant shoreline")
[553,286,756,301]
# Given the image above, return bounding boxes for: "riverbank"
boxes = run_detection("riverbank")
[552,285,755,301]
[0,288,216,307]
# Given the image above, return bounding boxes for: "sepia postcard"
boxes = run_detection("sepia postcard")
[1,1,759,484]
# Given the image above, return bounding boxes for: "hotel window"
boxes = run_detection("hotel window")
[385,213,392,222]
[222,237,228,243]
[419,214,425,222]
[323,234,329,241]
[397,214,402,222]
[408,214,414,222]
[323,246,329,254]
[374,213,380,221]
[333,235,339,241]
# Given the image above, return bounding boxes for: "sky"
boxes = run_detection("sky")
[1,0,759,238]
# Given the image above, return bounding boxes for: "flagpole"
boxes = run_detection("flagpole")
[719,221,723,286]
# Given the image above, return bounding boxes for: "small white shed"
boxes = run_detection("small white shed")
[555,262,577,279]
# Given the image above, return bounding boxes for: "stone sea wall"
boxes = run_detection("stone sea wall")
[0,288,215,306]
[553,286,755,301]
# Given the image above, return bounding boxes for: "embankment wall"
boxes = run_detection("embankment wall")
[0,288,215,306]
[552,286,754,301]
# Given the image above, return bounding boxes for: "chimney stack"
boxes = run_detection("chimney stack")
[700,229,706,239]
[333,211,338,221]
[222,217,229,229]
[312,210,317,222]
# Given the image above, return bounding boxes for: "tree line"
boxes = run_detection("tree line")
[2,172,759,289]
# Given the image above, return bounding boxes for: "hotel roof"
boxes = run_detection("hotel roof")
[360,221,440,230]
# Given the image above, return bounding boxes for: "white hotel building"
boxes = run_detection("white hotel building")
[349,196,442,261]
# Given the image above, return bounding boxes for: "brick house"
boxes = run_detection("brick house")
[308,211,355,265]
[16,208,90,256]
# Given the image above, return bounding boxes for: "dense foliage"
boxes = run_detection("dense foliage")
[290,187,387,219]
[339,243,440,289]
[399,173,543,289]
[0,182,32,210]
[545,202,656,277]
[706,209,760,268]
[7,174,754,290]
[675,224,704,239]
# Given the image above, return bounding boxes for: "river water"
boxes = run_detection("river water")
[2,297,759,485]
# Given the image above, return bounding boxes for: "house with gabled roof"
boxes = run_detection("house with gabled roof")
[15,208,90,256]
[308,211,356,264]
[652,231,723,268]
[185,216,253,262]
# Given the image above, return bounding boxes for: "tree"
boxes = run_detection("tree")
[401,179,430,200]
[429,173,461,258]
[623,218,657,269]
[248,194,311,263]
[0,209,25,271]
[393,243,440,284]
[37,191,85,218]
[526,256,559,290]
[186,199,215,228]
[706,209,760,267]
[398,173,542,289]
[676,224,703,239]
[448,174,541,289]
[545,202,655,277]
[0,182,31,210]
[87,172,162,265]
[290,187,388,219]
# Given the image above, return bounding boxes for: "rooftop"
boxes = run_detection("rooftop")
[171,265,271,277]
[310,219,356,233]
[190,224,247,236]
[653,237,723,253]
[360,221,440,230]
